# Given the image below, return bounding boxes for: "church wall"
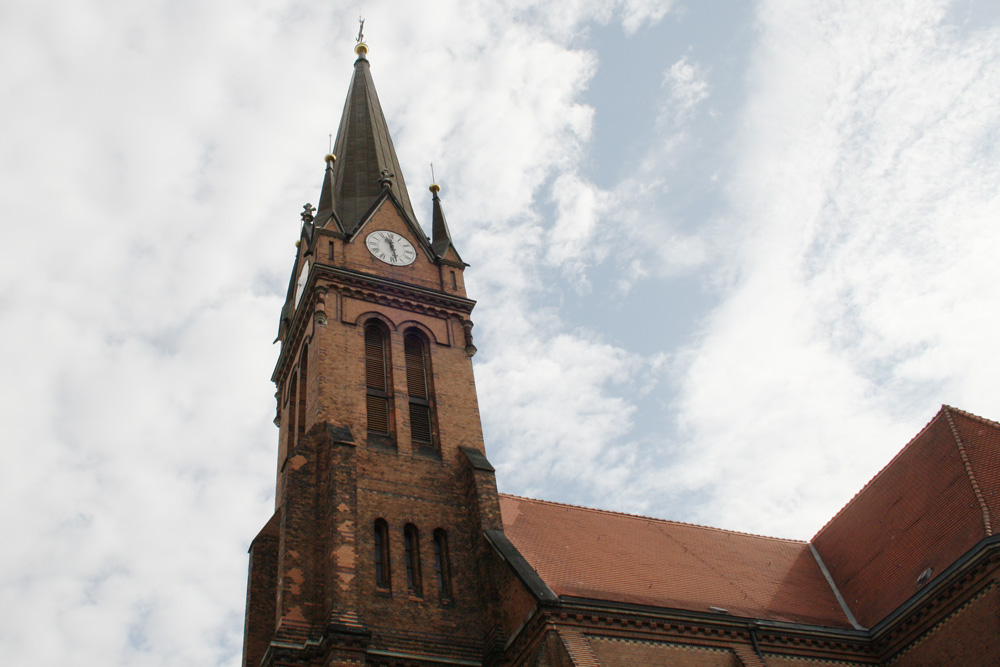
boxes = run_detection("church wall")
[487,547,538,643]
[884,579,1000,667]
[242,514,279,667]
[587,636,741,666]
[764,656,872,666]
[342,448,495,661]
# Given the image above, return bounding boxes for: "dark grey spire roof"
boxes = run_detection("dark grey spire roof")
[326,51,417,234]
[430,184,455,257]
[314,154,343,232]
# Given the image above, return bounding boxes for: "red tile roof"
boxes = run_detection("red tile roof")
[812,406,1000,627]
[499,494,852,627]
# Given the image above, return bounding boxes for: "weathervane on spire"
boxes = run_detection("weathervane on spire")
[354,15,368,57]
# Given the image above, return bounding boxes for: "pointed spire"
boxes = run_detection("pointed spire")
[314,153,340,230]
[430,183,455,257]
[325,40,418,234]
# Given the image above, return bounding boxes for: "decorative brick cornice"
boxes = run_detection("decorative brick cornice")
[272,263,475,385]
[317,264,475,313]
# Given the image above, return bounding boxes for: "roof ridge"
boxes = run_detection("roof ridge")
[811,405,954,541]
[943,404,1000,430]
[943,408,993,536]
[499,493,805,544]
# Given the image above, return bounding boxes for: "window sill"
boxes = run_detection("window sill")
[413,446,441,461]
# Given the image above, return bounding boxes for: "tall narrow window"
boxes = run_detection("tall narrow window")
[404,332,434,447]
[365,323,391,436]
[374,519,390,589]
[404,524,422,597]
[287,371,298,453]
[296,344,308,446]
[433,529,452,602]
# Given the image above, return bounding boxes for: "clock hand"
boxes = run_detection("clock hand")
[383,235,398,260]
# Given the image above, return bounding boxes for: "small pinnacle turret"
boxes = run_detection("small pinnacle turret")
[314,153,340,230]
[430,183,456,258]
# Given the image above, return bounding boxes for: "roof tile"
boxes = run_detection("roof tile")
[500,495,851,627]
[812,406,1000,627]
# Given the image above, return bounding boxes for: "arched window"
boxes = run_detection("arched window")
[433,529,452,601]
[404,332,435,448]
[403,523,422,597]
[373,519,390,589]
[365,322,392,436]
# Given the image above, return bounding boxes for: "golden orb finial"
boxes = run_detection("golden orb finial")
[429,183,441,194]
[324,153,336,164]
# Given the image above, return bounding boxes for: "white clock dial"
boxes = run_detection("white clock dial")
[365,230,417,266]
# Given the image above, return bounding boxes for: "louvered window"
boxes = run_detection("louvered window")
[374,519,390,589]
[404,333,435,447]
[296,344,308,446]
[433,529,452,601]
[287,371,298,452]
[365,324,391,435]
[404,523,422,597]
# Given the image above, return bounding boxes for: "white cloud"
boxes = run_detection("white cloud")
[661,55,710,123]
[661,0,1000,537]
[476,329,641,499]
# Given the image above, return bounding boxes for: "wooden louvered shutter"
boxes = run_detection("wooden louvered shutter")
[404,334,433,445]
[365,325,390,435]
[296,344,308,445]
[366,327,387,392]
[404,336,428,399]
[287,371,298,451]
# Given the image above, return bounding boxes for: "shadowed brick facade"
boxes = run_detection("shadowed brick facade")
[242,43,1000,667]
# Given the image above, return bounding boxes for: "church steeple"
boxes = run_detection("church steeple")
[323,41,418,234]
[244,33,504,667]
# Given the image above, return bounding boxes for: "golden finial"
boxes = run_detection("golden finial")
[429,163,440,194]
[325,153,336,164]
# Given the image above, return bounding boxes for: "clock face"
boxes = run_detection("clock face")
[294,260,309,308]
[365,230,417,266]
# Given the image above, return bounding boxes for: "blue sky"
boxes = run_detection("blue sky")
[2,1,999,665]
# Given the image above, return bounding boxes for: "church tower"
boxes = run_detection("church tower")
[242,39,505,667]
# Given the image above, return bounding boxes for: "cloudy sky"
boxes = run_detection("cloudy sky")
[2,0,1000,664]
